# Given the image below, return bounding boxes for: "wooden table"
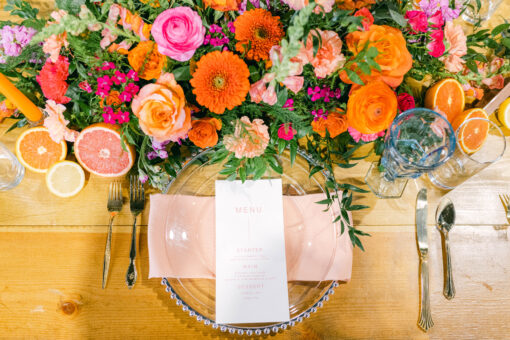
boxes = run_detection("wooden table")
[2,2,510,339]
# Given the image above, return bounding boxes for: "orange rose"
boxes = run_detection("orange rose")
[311,110,348,138]
[336,0,375,10]
[100,91,122,108]
[203,0,241,11]
[346,81,398,134]
[131,73,191,142]
[188,117,222,148]
[340,25,412,88]
[128,41,166,80]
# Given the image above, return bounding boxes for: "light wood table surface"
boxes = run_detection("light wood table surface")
[1,2,510,339]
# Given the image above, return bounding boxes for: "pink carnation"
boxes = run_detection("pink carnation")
[348,127,385,143]
[303,30,345,78]
[441,21,467,73]
[224,116,269,159]
[151,7,205,62]
[43,100,79,143]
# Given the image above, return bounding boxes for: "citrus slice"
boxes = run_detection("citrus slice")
[15,127,67,173]
[497,97,510,129]
[46,161,86,198]
[451,108,488,131]
[455,110,489,154]
[424,78,465,123]
[74,123,134,177]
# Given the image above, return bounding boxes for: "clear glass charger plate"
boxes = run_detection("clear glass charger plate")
[160,149,340,336]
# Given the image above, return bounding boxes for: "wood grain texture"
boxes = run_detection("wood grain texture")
[1,1,510,338]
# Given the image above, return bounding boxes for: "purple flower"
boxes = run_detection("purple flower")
[152,139,170,151]
[139,173,149,184]
[0,25,37,61]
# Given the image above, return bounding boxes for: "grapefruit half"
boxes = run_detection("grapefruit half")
[74,123,135,177]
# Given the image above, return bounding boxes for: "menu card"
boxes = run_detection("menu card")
[215,179,290,324]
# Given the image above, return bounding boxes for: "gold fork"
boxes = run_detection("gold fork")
[499,194,510,224]
[103,182,123,289]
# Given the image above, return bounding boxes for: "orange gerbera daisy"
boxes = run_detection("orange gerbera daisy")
[234,9,284,61]
[190,51,250,114]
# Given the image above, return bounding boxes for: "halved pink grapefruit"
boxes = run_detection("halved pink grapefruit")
[74,123,135,177]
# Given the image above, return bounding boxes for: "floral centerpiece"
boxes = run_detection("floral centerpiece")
[0,0,509,248]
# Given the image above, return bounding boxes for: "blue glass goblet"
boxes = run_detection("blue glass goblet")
[365,108,456,199]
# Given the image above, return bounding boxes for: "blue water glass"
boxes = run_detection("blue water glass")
[365,108,456,199]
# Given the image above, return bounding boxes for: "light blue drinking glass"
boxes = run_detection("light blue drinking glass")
[0,141,24,190]
[365,108,456,199]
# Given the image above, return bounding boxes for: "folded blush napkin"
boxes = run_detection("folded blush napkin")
[148,193,353,282]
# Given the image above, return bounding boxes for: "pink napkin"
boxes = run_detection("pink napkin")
[148,193,353,282]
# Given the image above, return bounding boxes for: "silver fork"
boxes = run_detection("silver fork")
[499,194,510,223]
[126,175,145,289]
[103,182,123,289]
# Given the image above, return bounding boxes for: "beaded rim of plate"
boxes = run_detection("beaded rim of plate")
[161,278,339,335]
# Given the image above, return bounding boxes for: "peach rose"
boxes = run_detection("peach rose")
[311,110,348,138]
[42,32,68,63]
[441,22,467,73]
[346,81,398,134]
[224,116,269,159]
[131,73,191,142]
[303,30,345,78]
[128,41,166,80]
[188,117,222,148]
[340,25,412,88]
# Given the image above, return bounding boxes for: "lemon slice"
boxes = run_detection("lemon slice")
[46,161,86,198]
[497,97,510,129]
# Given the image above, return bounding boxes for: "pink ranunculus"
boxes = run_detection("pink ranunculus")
[427,29,445,58]
[354,8,374,31]
[303,30,345,78]
[483,74,505,90]
[442,21,467,73]
[278,123,296,141]
[151,7,205,62]
[314,0,335,13]
[405,10,428,33]
[224,116,270,159]
[43,100,79,143]
[397,93,416,112]
[428,10,444,28]
[489,57,504,73]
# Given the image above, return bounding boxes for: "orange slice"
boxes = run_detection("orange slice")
[46,161,86,198]
[74,123,134,177]
[424,78,465,123]
[15,127,67,173]
[455,108,489,154]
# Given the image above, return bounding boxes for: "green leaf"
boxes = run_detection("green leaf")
[338,183,369,193]
[239,166,246,183]
[315,198,332,205]
[289,142,297,166]
[336,162,357,168]
[309,165,323,177]
[163,163,177,178]
[172,66,191,81]
[278,139,286,154]
[466,60,478,73]
[267,159,283,174]
[389,9,406,27]
[502,38,510,49]
[214,10,224,22]
[55,0,84,14]
[253,162,267,180]
[210,149,229,164]
[491,23,510,36]
[346,69,364,85]
[347,204,369,211]
[359,62,371,75]
[276,87,288,106]
[366,46,379,58]
[312,31,322,58]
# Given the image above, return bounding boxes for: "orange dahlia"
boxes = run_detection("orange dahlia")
[234,9,284,61]
[190,51,250,114]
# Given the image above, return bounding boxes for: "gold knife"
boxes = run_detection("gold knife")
[416,188,433,332]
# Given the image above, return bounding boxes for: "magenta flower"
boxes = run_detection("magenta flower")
[79,81,92,93]
[427,29,445,57]
[277,123,296,141]
[119,91,132,102]
[283,98,294,111]
[112,70,127,85]
[127,69,139,81]
[405,10,428,33]
[428,10,444,28]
